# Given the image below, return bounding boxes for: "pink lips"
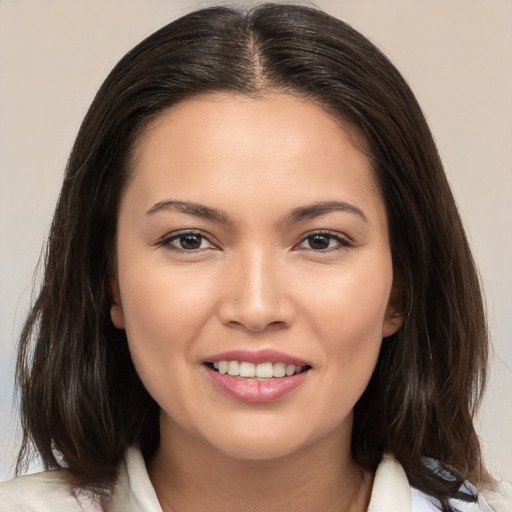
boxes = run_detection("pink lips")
[204,349,310,403]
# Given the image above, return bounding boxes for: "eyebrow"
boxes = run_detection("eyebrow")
[286,201,368,224]
[146,200,232,224]
[145,199,367,224]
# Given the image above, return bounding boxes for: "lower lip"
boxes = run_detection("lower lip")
[205,365,309,403]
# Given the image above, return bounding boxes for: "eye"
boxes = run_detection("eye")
[158,230,216,251]
[296,231,351,251]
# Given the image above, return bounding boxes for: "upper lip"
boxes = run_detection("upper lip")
[204,349,310,367]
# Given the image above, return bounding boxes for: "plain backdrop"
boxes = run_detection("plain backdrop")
[0,0,511,481]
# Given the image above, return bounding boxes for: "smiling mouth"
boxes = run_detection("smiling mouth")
[205,361,311,379]
[204,359,311,402]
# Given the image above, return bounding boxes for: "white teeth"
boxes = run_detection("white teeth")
[227,361,239,376]
[212,360,306,378]
[273,362,286,378]
[239,362,256,378]
[285,364,295,376]
[256,362,274,378]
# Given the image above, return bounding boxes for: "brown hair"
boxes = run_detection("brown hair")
[16,3,488,505]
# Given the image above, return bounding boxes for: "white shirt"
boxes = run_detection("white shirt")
[0,447,510,511]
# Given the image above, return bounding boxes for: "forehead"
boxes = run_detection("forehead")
[125,93,385,223]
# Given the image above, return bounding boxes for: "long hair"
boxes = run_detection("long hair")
[16,2,488,501]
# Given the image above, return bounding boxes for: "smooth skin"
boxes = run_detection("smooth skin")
[111,93,403,512]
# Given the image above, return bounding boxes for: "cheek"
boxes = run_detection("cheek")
[118,269,217,430]
[301,261,392,338]
[298,260,392,384]
[119,261,214,334]
[116,262,218,385]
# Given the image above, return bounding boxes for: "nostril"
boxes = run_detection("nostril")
[222,319,288,333]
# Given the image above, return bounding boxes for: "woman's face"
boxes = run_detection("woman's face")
[111,93,402,460]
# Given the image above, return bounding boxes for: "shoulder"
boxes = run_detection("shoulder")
[411,481,512,512]
[0,470,93,512]
[370,454,512,512]
[0,447,158,512]
[480,481,512,512]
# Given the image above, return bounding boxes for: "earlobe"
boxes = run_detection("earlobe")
[382,310,404,338]
[382,280,404,338]
[109,278,125,329]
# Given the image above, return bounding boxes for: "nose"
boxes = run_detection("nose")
[216,247,295,333]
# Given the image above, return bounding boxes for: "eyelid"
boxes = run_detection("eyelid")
[156,229,219,251]
[294,230,353,251]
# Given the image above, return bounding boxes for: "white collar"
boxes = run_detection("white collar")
[110,447,162,512]
[367,453,412,512]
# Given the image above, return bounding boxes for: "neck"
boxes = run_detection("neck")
[148,417,374,512]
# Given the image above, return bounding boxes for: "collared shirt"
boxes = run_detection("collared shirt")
[1,447,510,511]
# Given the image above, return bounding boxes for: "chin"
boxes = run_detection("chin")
[201,420,329,462]
[213,438,304,462]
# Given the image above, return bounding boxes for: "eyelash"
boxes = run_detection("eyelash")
[157,230,217,252]
[296,230,352,252]
[156,230,352,253]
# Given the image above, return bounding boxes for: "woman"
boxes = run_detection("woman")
[0,3,510,511]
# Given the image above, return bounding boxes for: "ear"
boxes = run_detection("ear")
[382,279,404,338]
[109,277,125,329]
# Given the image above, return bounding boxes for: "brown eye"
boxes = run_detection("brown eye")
[177,233,204,250]
[296,232,351,251]
[307,234,331,250]
[160,231,213,251]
